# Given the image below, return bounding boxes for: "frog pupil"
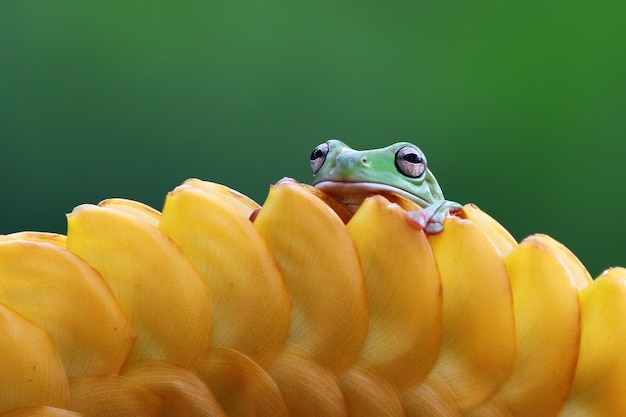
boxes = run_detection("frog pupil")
[403,153,423,164]
[311,149,323,160]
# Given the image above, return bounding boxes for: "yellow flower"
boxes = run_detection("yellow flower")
[0,177,624,417]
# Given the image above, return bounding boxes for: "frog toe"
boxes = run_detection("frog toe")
[424,221,444,234]
[406,209,430,230]
[405,200,461,234]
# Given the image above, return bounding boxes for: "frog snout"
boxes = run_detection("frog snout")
[337,154,368,168]
[356,157,369,176]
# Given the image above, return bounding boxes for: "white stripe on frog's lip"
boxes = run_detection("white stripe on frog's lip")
[313,180,433,207]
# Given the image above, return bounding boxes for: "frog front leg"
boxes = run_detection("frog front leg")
[406,200,462,234]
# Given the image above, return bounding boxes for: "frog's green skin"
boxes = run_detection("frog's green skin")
[310,139,461,234]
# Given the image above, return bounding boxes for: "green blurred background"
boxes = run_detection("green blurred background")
[1,1,624,276]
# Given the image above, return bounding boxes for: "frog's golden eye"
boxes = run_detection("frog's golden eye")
[395,145,426,178]
[310,143,329,174]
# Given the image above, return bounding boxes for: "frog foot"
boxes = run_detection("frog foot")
[406,200,462,234]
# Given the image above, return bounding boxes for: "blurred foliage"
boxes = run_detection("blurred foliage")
[0,1,624,275]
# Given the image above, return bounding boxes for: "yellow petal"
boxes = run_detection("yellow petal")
[198,347,289,417]
[470,235,581,417]
[531,234,593,291]
[402,375,462,417]
[0,304,69,413]
[459,204,517,257]
[462,398,513,417]
[98,198,161,226]
[0,407,84,417]
[558,267,626,417]
[346,195,441,389]
[376,190,425,212]
[300,184,354,223]
[0,240,135,376]
[66,204,213,369]
[253,179,369,374]
[68,374,163,417]
[269,345,348,417]
[122,360,227,417]
[0,231,67,248]
[183,178,260,218]
[339,362,405,417]
[158,185,291,368]
[407,216,515,412]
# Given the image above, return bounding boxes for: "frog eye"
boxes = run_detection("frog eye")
[310,143,329,174]
[395,145,426,178]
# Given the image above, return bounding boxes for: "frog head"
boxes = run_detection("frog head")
[310,140,445,210]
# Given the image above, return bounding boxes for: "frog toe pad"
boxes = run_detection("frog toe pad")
[405,200,461,234]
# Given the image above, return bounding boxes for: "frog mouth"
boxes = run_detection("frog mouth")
[313,180,432,208]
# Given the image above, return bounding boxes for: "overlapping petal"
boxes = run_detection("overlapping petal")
[467,234,582,416]
[346,195,441,390]
[406,215,515,413]
[197,347,289,417]
[268,345,347,417]
[122,360,226,417]
[97,198,162,227]
[0,407,84,417]
[0,304,69,413]
[340,363,406,417]
[0,177,623,416]
[68,374,163,417]
[65,204,213,369]
[253,178,369,374]
[158,184,291,368]
[559,267,626,417]
[0,231,67,248]
[0,240,134,376]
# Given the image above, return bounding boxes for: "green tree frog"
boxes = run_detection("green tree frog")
[310,140,461,234]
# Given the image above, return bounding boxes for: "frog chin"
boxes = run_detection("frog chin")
[313,180,431,209]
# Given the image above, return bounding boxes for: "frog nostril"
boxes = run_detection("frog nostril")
[361,157,368,164]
